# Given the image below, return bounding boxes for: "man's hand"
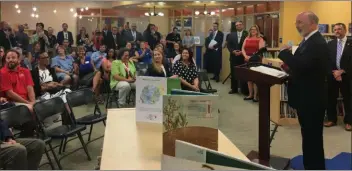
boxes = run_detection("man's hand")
[335,75,342,81]
[234,51,242,56]
[333,70,344,78]
[0,97,7,103]
[280,44,292,51]
[209,46,214,50]
[6,138,17,144]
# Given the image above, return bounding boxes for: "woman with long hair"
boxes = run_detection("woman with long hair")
[126,42,139,62]
[172,48,199,91]
[0,46,5,68]
[166,42,181,62]
[146,49,176,78]
[77,27,89,46]
[242,25,265,102]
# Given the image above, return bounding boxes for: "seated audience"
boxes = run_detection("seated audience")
[146,49,174,77]
[110,48,136,107]
[126,42,139,62]
[31,52,66,99]
[74,46,103,103]
[63,39,74,56]
[51,45,78,87]
[0,49,36,112]
[91,44,107,69]
[172,48,199,91]
[0,46,4,68]
[0,118,45,170]
[84,38,95,53]
[166,42,181,61]
[137,41,152,64]
[94,48,115,82]
[28,41,42,69]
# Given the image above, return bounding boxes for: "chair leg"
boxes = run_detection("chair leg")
[77,132,92,161]
[222,73,231,84]
[88,124,94,141]
[48,142,63,170]
[58,139,64,155]
[105,94,110,109]
[62,137,68,153]
[102,120,106,126]
[44,147,55,169]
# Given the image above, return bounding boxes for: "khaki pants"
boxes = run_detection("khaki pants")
[114,81,135,106]
[0,138,45,169]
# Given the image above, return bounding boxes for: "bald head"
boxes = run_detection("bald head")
[296,11,319,37]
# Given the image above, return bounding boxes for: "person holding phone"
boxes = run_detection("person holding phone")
[110,48,136,108]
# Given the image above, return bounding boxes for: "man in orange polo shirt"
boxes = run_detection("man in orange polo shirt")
[0,49,36,112]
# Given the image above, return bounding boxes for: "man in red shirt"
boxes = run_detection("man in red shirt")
[0,49,36,112]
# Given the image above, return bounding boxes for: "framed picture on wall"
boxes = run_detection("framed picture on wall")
[194,36,200,45]
[184,17,192,27]
[318,24,328,33]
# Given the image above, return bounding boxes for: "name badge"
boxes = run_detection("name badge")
[85,61,90,64]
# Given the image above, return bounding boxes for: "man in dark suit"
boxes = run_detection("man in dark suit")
[105,26,121,50]
[227,21,248,94]
[325,23,352,131]
[208,22,224,82]
[56,23,74,46]
[0,21,13,51]
[124,23,143,48]
[278,11,328,169]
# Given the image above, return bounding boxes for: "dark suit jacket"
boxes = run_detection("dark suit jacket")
[143,31,161,50]
[328,37,352,80]
[57,31,74,46]
[0,30,12,51]
[146,63,171,77]
[76,33,89,46]
[124,30,143,43]
[227,30,248,63]
[278,31,329,109]
[31,66,59,97]
[105,32,124,50]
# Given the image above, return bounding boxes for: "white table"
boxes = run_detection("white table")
[101,108,249,170]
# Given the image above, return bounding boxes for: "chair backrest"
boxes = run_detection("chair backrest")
[66,88,94,108]
[33,97,68,122]
[0,105,33,127]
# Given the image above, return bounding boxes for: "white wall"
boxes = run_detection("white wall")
[1,1,111,43]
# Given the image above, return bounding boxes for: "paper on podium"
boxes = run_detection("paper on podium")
[292,46,298,55]
[208,40,218,50]
[250,66,288,78]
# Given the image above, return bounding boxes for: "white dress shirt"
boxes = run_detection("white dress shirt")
[237,31,243,43]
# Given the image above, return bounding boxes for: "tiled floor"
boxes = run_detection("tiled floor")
[40,80,351,170]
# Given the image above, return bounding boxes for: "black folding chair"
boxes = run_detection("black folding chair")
[33,97,91,169]
[0,105,61,170]
[198,70,217,94]
[66,88,107,145]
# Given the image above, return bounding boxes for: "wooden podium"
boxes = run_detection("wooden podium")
[234,63,290,169]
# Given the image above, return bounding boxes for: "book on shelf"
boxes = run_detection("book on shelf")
[279,83,297,118]
[162,94,219,157]
[174,140,273,170]
[135,76,181,123]
[249,66,288,78]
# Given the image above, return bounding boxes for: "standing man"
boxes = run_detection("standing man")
[15,25,29,51]
[278,11,328,169]
[166,27,182,52]
[57,23,74,46]
[0,21,13,51]
[125,23,143,49]
[208,22,224,82]
[325,23,352,131]
[227,21,248,94]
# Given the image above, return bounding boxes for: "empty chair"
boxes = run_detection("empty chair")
[198,70,217,94]
[66,88,107,144]
[33,97,91,169]
[0,105,61,170]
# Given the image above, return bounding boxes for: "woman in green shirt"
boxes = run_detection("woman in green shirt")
[110,48,136,107]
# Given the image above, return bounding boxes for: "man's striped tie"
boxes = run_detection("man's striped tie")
[336,39,343,69]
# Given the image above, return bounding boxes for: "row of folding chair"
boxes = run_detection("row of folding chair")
[0,88,107,170]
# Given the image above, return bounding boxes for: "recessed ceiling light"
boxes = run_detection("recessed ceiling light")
[17,9,21,13]
[210,1,215,3]
[237,1,242,3]
[195,1,200,3]
[85,7,89,10]
[35,14,39,18]
[53,9,57,13]
[14,4,19,9]
[70,8,74,12]
[32,7,37,11]
[146,2,150,5]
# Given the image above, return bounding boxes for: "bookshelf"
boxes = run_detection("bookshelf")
[261,58,299,126]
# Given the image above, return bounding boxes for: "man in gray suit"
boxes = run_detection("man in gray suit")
[124,23,143,48]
